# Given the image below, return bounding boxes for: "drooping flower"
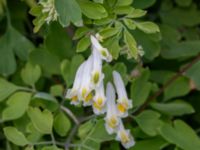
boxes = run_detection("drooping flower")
[65,62,86,105]
[90,35,112,62]
[78,55,94,106]
[104,82,119,134]
[116,120,135,149]
[91,47,104,87]
[113,71,132,117]
[92,81,106,115]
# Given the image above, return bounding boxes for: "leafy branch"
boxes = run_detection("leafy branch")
[133,54,200,115]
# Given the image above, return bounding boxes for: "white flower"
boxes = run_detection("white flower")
[92,82,106,115]
[104,82,119,134]
[65,62,86,105]
[39,0,58,24]
[91,48,104,87]
[116,120,135,149]
[90,35,112,62]
[113,71,132,118]
[79,55,94,106]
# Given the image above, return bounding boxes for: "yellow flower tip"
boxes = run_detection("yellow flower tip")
[120,131,130,144]
[81,88,88,98]
[84,92,93,102]
[117,103,128,113]
[93,72,100,84]
[93,97,103,110]
[108,117,118,128]
[71,95,78,102]
[101,50,107,57]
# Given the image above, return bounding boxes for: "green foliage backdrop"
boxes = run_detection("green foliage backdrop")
[0,0,200,150]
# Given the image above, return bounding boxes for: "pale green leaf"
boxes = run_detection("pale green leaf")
[53,112,71,137]
[135,110,162,136]
[3,127,29,146]
[27,107,53,134]
[0,78,20,102]
[21,62,41,86]
[55,0,82,27]
[2,92,31,121]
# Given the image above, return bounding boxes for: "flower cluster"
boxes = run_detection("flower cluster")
[66,35,135,149]
[39,0,58,24]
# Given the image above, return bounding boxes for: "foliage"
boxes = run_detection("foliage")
[0,0,200,150]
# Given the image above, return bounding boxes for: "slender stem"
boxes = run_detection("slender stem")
[19,87,36,93]
[60,105,80,125]
[65,125,79,150]
[133,54,200,115]
[79,114,96,123]
[34,141,53,146]
[5,2,11,27]
[51,133,56,146]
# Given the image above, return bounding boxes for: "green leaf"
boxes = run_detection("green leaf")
[164,76,190,101]
[45,23,73,60]
[26,122,42,143]
[29,5,47,33]
[135,110,162,136]
[31,92,59,112]
[30,48,60,77]
[61,55,84,87]
[78,0,108,19]
[50,85,64,97]
[27,107,53,134]
[185,61,200,90]
[73,27,90,40]
[133,0,156,9]
[0,78,20,102]
[103,36,121,59]
[160,6,200,27]
[123,19,137,30]
[116,0,133,6]
[124,30,138,59]
[135,21,160,34]
[175,0,192,7]
[2,92,31,121]
[76,36,90,52]
[21,62,41,86]
[0,26,34,76]
[159,120,200,150]
[131,69,151,107]
[99,27,120,40]
[161,41,200,59]
[130,137,167,150]
[3,127,29,146]
[151,100,195,116]
[114,6,134,15]
[78,120,94,139]
[77,119,114,149]
[55,0,82,27]
[127,9,147,18]
[54,112,71,137]
[132,30,161,60]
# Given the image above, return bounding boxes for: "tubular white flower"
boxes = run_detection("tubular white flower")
[79,55,94,106]
[104,82,119,134]
[91,48,104,87]
[92,82,106,115]
[90,35,112,62]
[113,71,132,118]
[116,120,135,149]
[65,62,86,105]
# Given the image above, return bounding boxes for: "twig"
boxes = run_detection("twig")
[61,105,80,125]
[133,54,200,115]
[65,125,79,150]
